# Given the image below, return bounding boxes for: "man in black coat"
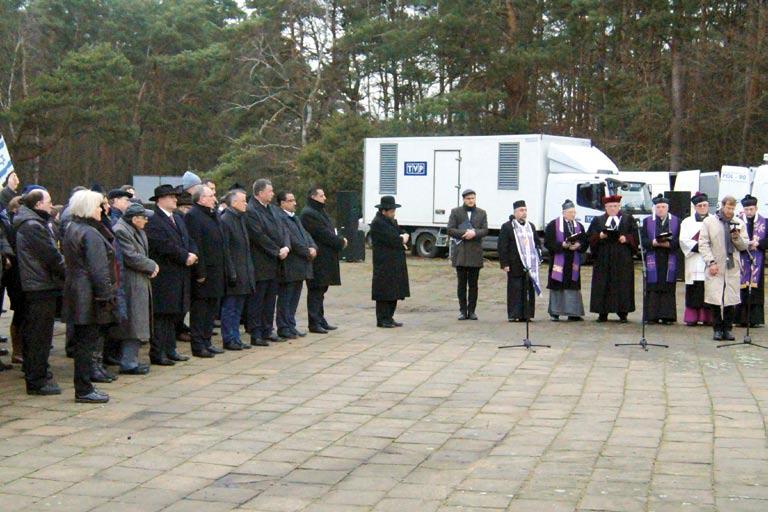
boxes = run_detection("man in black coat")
[145,184,198,365]
[220,189,255,351]
[370,196,410,327]
[14,189,65,395]
[300,187,346,333]
[275,191,317,339]
[245,178,290,346]
[498,200,543,322]
[185,185,227,358]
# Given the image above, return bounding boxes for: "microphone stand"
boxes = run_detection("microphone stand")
[616,217,668,351]
[718,242,768,350]
[499,266,550,352]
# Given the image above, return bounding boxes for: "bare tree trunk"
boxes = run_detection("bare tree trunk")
[740,0,765,162]
[670,36,684,172]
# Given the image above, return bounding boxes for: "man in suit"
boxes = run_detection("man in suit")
[145,184,198,365]
[245,178,290,346]
[447,189,488,320]
[275,191,317,339]
[300,187,347,333]
[184,185,227,358]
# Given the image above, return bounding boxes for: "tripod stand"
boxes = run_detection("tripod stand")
[499,266,550,352]
[615,218,669,351]
[718,246,768,350]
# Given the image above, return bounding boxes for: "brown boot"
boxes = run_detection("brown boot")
[10,324,22,364]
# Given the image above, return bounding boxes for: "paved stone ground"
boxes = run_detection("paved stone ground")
[0,255,766,512]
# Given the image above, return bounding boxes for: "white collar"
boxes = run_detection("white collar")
[159,207,174,218]
[283,209,295,217]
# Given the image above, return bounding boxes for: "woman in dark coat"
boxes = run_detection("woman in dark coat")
[62,190,118,404]
[370,196,410,328]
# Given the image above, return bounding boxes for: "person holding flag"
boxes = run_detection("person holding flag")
[498,200,542,322]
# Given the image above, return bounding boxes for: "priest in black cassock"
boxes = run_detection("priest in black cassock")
[498,200,542,322]
[735,194,768,327]
[641,195,680,324]
[587,194,638,322]
[544,199,587,321]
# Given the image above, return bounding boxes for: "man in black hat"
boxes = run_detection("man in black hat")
[447,189,488,320]
[642,194,680,324]
[498,200,541,321]
[370,196,410,327]
[680,192,714,326]
[736,194,768,326]
[107,189,133,225]
[145,184,198,365]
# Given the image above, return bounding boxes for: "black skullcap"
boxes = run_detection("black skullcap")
[741,194,758,207]
[513,200,526,209]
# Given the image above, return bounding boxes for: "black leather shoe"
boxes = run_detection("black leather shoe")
[0,361,12,371]
[103,356,122,366]
[239,342,252,350]
[322,324,338,330]
[293,329,307,337]
[309,326,328,334]
[251,337,270,347]
[102,367,118,381]
[596,315,608,323]
[468,313,478,320]
[223,343,243,351]
[391,320,403,327]
[458,313,467,320]
[0,335,7,343]
[377,322,396,328]
[264,332,279,342]
[192,349,214,358]
[150,356,175,366]
[278,331,297,340]
[27,382,62,396]
[713,330,724,341]
[723,330,736,341]
[568,316,583,321]
[0,348,8,356]
[119,364,150,375]
[168,352,190,362]
[207,346,224,354]
[76,390,109,404]
[90,371,113,384]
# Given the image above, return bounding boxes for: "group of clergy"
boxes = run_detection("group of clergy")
[447,190,767,341]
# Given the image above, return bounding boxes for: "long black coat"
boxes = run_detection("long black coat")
[587,212,638,314]
[300,199,344,288]
[146,206,197,315]
[370,212,410,301]
[221,207,256,296]
[276,208,317,283]
[498,218,541,277]
[62,218,118,325]
[245,198,289,282]
[185,203,226,299]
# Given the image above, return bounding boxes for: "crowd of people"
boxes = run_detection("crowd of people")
[2,167,764,404]
[0,170,346,403]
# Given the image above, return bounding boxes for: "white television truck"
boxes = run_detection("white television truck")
[363,134,653,257]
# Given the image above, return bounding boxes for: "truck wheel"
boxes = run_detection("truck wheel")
[415,232,440,258]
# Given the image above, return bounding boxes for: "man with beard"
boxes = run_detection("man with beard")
[498,200,542,322]
[370,196,409,327]
[587,195,637,322]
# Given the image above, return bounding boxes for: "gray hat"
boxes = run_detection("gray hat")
[123,203,154,219]
[181,170,202,190]
[461,189,476,198]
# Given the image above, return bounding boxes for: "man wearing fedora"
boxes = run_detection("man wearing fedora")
[447,189,488,320]
[145,184,198,365]
[370,196,410,328]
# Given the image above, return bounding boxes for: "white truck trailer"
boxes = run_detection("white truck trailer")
[363,134,653,257]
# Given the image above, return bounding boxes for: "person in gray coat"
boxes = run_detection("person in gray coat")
[275,191,317,339]
[112,204,158,374]
[447,189,488,320]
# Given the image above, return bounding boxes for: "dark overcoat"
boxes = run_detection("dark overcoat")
[245,198,289,282]
[498,218,541,277]
[112,217,156,340]
[62,218,118,325]
[300,199,344,288]
[145,206,197,315]
[221,207,256,296]
[185,203,226,299]
[370,212,410,301]
[276,208,316,283]
[447,206,488,267]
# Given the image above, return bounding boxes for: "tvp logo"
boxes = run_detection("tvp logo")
[404,161,427,176]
